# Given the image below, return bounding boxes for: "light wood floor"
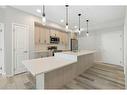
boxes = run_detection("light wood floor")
[0,72,36,89]
[0,63,125,89]
[63,63,125,89]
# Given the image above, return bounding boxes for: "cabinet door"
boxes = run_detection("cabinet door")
[64,33,68,46]
[63,32,68,46]
[35,26,40,45]
[50,29,56,37]
[40,27,46,44]
[63,33,66,45]
[71,33,77,39]
[45,28,50,44]
[56,31,60,38]
[55,30,59,37]
[60,32,64,44]
[74,33,77,39]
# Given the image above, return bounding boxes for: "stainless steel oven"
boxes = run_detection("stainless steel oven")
[50,36,60,44]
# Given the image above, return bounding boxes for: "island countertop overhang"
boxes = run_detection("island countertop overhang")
[23,50,96,76]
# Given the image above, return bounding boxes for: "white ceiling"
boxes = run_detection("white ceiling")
[12,6,125,31]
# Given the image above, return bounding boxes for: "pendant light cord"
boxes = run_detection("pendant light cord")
[65,5,69,26]
[86,19,89,33]
[78,14,81,31]
[42,5,45,17]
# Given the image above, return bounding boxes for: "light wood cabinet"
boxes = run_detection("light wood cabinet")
[35,26,41,45]
[55,30,60,37]
[60,32,68,46]
[40,27,46,44]
[50,29,56,37]
[59,32,63,44]
[35,26,51,45]
[64,33,68,46]
[71,33,77,39]
[45,28,50,44]
[43,53,94,89]
[35,25,69,46]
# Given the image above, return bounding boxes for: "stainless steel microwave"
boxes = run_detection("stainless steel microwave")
[50,36,60,44]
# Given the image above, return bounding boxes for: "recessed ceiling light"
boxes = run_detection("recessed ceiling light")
[36,9,41,13]
[60,19,64,23]
[74,26,77,28]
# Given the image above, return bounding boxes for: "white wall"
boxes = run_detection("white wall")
[1,7,40,75]
[124,7,127,89]
[98,27,123,66]
[78,32,97,50]
[0,8,4,23]
[78,24,124,66]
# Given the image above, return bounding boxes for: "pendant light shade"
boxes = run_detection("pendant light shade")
[42,5,46,25]
[78,13,81,34]
[65,5,69,30]
[86,19,89,36]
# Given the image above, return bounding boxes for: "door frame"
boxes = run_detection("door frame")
[0,23,5,75]
[12,23,29,75]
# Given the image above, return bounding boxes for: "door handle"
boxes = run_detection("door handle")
[24,51,28,53]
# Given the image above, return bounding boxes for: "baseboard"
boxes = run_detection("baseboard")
[5,73,14,77]
[94,60,104,63]
[2,72,6,76]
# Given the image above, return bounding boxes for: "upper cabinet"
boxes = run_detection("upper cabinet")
[35,26,41,45]
[35,26,50,45]
[45,28,50,44]
[40,27,46,44]
[71,33,77,39]
[34,24,69,46]
[50,29,56,37]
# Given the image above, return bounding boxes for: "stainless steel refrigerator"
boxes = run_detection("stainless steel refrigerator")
[70,39,78,51]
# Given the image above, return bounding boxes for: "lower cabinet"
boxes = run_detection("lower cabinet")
[63,64,76,84]
[44,53,94,89]
[76,54,94,76]
[34,52,51,58]
[44,63,76,89]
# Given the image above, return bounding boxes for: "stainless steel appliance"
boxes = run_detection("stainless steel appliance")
[47,46,62,56]
[50,36,60,44]
[70,39,78,51]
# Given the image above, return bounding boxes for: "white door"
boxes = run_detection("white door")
[13,24,29,74]
[101,31,123,66]
[0,23,4,74]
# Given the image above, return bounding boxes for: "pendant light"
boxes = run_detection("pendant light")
[78,13,81,34]
[86,19,89,36]
[65,5,69,30]
[42,5,46,25]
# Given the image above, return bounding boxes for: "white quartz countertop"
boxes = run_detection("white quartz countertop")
[23,50,96,76]
[31,50,50,53]
[56,50,96,56]
[23,56,76,76]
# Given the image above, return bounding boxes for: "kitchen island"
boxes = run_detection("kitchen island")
[23,50,96,89]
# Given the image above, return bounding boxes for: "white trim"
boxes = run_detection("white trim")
[94,61,104,63]
[95,60,125,67]
[0,23,5,75]
[12,23,29,76]
[36,73,45,89]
